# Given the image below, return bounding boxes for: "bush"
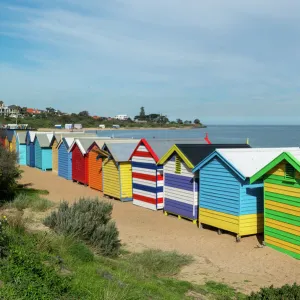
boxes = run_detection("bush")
[248,283,300,299]
[43,198,121,256]
[127,249,193,276]
[10,193,53,212]
[0,215,9,258]
[0,146,21,202]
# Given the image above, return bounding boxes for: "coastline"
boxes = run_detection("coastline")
[37,126,206,132]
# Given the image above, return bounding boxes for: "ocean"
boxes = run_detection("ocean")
[88,125,300,148]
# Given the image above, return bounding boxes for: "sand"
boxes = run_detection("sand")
[19,166,300,294]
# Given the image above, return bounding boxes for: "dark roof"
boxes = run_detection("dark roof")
[176,143,251,166]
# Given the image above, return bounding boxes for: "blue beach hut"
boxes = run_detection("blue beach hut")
[16,131,27,165]
[26,131,39,167]
[34,133,54,171]
[58,137,77,180]
[192,147,299,241]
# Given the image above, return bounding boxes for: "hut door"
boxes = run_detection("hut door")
[157,169,164,207]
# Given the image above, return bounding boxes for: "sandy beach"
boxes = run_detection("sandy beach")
[19,166,300,294]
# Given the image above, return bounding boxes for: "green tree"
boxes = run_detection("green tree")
[78,111,90,117]
[0,146,21,201]
[176,118,183,124]
[194,119,200,124]
[139,107,146,120]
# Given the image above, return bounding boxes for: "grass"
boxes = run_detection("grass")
[0,224,245,300]
[126,249,194,276]
[7,193,53,212]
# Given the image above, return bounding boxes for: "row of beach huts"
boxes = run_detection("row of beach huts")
[0,129,299,260]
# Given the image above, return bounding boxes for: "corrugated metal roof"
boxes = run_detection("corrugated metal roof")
[146,139,207,160]
[217,147,300,178]
[36,133,54,147]
[17,132,27,144]
[177,143,251,166]
[70,137,112,154]
[52,132,89,144]
[104,140,139,162]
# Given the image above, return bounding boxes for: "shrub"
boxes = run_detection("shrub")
[127,249,193,276]
[0,146,21,202]
[11,193,53,212]
[0,215,9,258]
[248,283,300,299]
[43,198,121,256]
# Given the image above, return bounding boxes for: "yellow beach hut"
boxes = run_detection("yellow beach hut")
[100,141,139,201]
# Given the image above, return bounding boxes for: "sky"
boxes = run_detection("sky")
[1,0,300,125]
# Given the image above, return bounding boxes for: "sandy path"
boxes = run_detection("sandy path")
[20,166,300,294]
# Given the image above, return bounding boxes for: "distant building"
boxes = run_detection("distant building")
[115,114,128,121]
[27,108,41,115]
[0,103,19,116]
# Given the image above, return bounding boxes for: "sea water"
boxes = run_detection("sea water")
[88,125,300,148]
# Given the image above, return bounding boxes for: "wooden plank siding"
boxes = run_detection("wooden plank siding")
[72,144,89,185]
[199,156,264,237]
[58,141,72,180]
[263,162,300,259]
[132,144,163,210]
[88,144,103,191]
[35,139,52,171]
[164,154,198,221]
[52,139,59,173]
[119,162,133,201]
[103,158,120,199]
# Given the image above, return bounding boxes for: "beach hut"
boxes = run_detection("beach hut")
[87,139,133,191]
[26,131,37,167]
[158,144,250,223]
[100,141,139,201]
[16,131,27,165]
[192,147,299,241]
[34,133,54,171]
[250,150,300,259]
[69,138,110,185]
[129,138,210,211]
[6,130,16,152]
[0,129,7,147]
[50,132,88,174]
[58,137,77,180]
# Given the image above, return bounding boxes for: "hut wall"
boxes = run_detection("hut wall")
[264,162,300,259]
[42,148,53,171]
[18,144,27,165]
[119,162,133,201]
[52,139,59,173]
[88,144,103,191]
[35,139,42,169]
[58,142,72,180]
[164,154,198,220]
[199,156,264,236]
[72,144,88,184]
[11,135,17,152]
[132,144,163,210]
[103,158,120,199]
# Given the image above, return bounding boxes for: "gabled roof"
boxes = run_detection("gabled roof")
[158,143,251,169]
[129,138,208,163]
[34,133,54,147]
[250,150,300,183]
[26,131,47,143]
[6,130,15,142]
[50,132,94,146]
[103,140,139,162]
[193,147,300,180]
[16,131,27,144]
[69,137,112,155]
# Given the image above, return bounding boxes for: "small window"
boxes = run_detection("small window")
[175,156,181,174]
[285,164,295,181]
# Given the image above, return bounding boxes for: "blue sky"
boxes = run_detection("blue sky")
[1,0,300,124]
